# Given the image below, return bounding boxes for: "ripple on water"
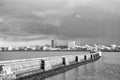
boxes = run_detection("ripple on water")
[97,63,120,80]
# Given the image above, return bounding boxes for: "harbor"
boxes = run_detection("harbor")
[0,0,120,80]
[0,51,101,80]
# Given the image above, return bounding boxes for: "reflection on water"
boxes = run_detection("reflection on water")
[44,52,120,80]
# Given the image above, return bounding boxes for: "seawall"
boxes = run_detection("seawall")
[0,52,101,80]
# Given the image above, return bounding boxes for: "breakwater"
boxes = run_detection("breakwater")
[0,52,101,80]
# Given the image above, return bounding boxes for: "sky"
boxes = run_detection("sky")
[0,0,120,47]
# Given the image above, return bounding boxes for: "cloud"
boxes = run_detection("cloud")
[0,17,4,23]
[33,10,56,18]
[0,39,51,47]
[32,0,88,27]
[33,9,63,27]
[75,14,82,18]
[0,19,3,23]
[33,9,73,27]
[0,0,120,46]
[0,33,53,41]
[42,18,62,27]
[1,0,96,28]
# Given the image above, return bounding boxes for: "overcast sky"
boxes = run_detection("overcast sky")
[0,0,120,46]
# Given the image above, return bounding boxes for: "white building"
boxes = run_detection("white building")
[68,41,76,48]
[111,44,117,50]
[8,47,13,51]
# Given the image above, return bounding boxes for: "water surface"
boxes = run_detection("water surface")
[0,51,87,61]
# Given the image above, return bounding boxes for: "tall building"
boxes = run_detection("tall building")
[51,40,54,48]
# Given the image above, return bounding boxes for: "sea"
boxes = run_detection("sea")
[0,51,120,80]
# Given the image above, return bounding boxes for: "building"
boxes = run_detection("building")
[111,44,117,50]
[51,40,55,48]
[68,41,76,48]
[8,47,13,51]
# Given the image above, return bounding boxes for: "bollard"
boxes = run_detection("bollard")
[0,65,3,73]
[90,55,93,59]
[84,55,87,61]
[41,59,45,70]
[62,57,66,65]
[98,51,102,57]
[75,56,78,62]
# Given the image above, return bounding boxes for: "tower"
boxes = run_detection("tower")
[51,40,54,48]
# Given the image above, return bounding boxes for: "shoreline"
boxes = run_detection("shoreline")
[0,50,120,52]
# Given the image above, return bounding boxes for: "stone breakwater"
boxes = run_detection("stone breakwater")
[0,52,101,80]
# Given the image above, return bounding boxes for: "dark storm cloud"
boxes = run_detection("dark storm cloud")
[0,0,120,46]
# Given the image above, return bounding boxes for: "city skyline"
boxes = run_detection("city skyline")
[0,0,120,46]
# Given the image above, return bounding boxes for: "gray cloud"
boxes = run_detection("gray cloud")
[0,0,120,46]
[0,18,3,23]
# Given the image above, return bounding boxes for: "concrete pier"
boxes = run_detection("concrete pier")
[0,52,101,80]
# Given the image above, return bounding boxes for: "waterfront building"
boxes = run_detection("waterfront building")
[68,41,76,48]
[111,44,117,50]
[51,40,55,48]
[3,47,9,51]
[12,47,19,51]
[8,47,12,51]
[84,44,90,50]
[43,46,51,50]
[0,47,4,51]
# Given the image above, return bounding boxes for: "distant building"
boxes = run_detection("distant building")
[68,41,76,48]
[84,44,90,50]
[111,44,117,50]
[51,40,55,48]
[8,47,12,51]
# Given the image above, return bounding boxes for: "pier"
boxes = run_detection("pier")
[0,52,101,80]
